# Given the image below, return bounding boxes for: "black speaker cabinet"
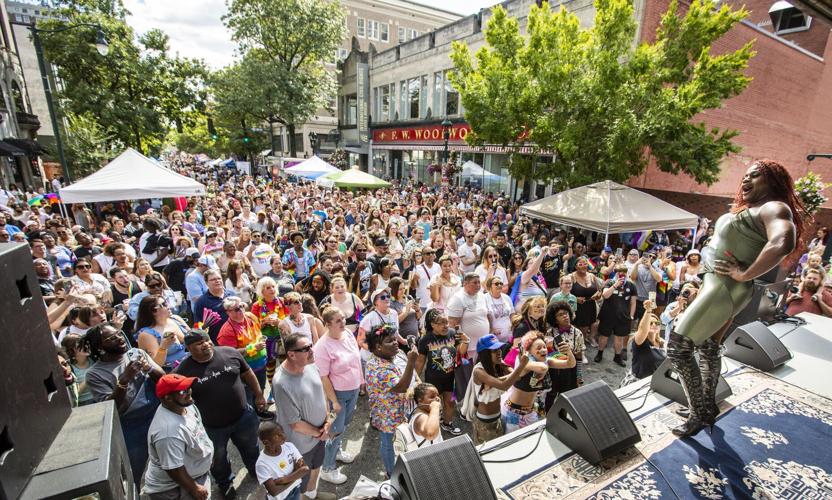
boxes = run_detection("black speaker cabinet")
[546,381,641,465]
[724,321,792,371]
[650,358,733,406]
[0,243,71,500]
[391,435,496,500]
[21,401,133,500]
[732,280,789,327]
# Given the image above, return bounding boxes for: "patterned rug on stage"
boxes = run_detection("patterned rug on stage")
[499,367,832,499]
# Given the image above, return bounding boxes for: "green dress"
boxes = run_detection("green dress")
[675,209,768,344]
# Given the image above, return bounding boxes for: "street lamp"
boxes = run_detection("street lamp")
[441,117,452,164]
[308,131,318,156]
[24,21,109,183]
[807,154,832,161]
[329,128,341,149]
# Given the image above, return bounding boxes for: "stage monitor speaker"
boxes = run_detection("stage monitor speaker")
[732,279,789,327]
[650,358,732,406]
[0,243,71,500]
[724,321,792,371]
[390,435,496,500]
[545,381,641,465]
[20,401,133,500]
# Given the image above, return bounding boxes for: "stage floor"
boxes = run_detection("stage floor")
[478,313,832,499]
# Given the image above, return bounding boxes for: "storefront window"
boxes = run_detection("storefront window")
[388,84,396,121]
[399,81,407,121]
[433,72,442,118]
[420,75,429,118]
[380,85,390,123]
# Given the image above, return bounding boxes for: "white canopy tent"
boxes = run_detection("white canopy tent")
[284,155,340,179]
[460,160,502,179]
[60,148,206,203]
[520,180,699,244]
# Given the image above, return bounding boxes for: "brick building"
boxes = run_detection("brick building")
[630,0,832,228]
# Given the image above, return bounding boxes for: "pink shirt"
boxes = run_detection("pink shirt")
[313,331,364,391]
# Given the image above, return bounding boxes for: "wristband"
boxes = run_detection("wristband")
[116,379,129,390]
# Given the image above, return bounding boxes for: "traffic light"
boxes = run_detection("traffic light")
[207,117,218,141]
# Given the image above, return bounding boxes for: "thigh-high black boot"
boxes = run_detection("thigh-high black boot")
[698,336,722,428]
[667,332,705,437]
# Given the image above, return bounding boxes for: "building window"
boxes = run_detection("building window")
[357,18,365,38]
[769,2,812,34]
[380,85,391,122]
[337,48,348,61]
[444,70,459,116]
[381,23,389,42]
[420,75,428,118]
[367,20,379,40]
[398,26,406,42]
[407,28,417,40]
[344,94,357,125]
[408,78,420,119]
[399,80,407,121]
[433,72,442,117]
[388,83,396,121]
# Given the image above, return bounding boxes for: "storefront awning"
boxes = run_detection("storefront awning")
[5,138,48,155]
[344,145,369,155]
[372,143,555,156]
[0,140,27,157]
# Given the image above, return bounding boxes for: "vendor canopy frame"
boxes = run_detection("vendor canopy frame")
[520,180,699,234]
[59,148,206,203]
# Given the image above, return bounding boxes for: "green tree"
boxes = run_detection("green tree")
[450,0,755,189]
[38,0,207,167]
[222,0,345,156]
[63,112,121,178]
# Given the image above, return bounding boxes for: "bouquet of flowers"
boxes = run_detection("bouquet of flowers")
[795,171,830,215]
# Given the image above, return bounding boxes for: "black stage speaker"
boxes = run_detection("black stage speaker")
[546,381,641,465]
[650,358,733,406]
[732,279,789,327]
[0,243,71,500]
[390,435,496,500]
[21,401,133,500]
[724,321,792,371]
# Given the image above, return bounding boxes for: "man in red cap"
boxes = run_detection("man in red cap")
[143,374,215,500]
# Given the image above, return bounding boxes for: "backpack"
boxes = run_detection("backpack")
[393,411,428,456]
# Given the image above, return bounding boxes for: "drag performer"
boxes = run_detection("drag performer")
[668,160,805,436]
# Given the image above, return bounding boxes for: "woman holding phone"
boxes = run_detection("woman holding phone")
[475,246,509,293]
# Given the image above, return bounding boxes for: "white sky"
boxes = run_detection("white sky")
[123,0,496,69]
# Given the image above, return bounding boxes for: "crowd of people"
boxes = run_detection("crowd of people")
[4,158,830,499]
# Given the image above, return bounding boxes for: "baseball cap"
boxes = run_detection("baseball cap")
[603,246,613,253]
[185,248,200,258]
[371,288,391,304]
[155,373,196,398]
[184,329,210,345]
[477,334,506,353]
[374,237,389,247]
[197,255,218,269]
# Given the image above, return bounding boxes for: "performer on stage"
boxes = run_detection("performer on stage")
[669,160,805,437]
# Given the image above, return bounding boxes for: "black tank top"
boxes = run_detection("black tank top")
[514,362,552,392]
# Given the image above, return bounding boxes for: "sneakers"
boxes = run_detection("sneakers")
[613,354,626,367]
[336,450,355,464]
[319,468,348,485]
[256,409,276,420]
[594,350,603,363]
[582,355,589,365]
[440,421,463,436]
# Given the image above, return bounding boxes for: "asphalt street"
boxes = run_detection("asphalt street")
[216,342,629,499]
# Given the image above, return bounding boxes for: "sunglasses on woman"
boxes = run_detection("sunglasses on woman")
[290,345,312,353]
[76,264,91,270]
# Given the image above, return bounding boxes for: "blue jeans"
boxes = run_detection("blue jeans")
[284,485,301,500]
[379,430,396,477]
[323,388,360,470]
[121,411,155,487]
[204,406,260,490]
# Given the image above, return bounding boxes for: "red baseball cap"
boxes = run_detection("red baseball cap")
[155,373,197,398]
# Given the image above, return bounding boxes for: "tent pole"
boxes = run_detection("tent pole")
[604,233,609,247]
[691,226,698,250]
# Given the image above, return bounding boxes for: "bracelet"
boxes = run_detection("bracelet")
[158,347,168,351]
[116,380,128,389]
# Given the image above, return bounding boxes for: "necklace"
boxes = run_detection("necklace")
[290,314,305,327]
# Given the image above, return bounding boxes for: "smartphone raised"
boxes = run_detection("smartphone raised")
[615,248,623,258]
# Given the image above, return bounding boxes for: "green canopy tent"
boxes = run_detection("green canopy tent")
[316,167,391,189]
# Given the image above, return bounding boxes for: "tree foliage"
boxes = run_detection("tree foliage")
[449,0,755,188]
[221,0,345,156]
[63,112,121,178]
[39,0,207,168]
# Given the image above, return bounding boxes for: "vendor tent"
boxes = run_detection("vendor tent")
[317,167,391,189]
[284,155,340,179]
[460,160,502,179]
[60,148,206,203]
[520,180,699,234]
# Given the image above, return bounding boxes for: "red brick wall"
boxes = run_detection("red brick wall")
[631,0,832,212]
[736,0,830,57]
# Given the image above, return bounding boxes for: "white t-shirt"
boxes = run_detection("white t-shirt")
[485,293,514,342]
[246,242,275,277]
[475,264,508,289]
[446,290,490,357]
[359,308,399,337]
[414,262,440,308]
[255,443,303,500]
[458,243,481,273]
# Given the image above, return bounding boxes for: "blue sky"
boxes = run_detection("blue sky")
[124,0,497,69]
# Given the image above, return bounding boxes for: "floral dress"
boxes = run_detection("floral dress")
[366,354,409,433]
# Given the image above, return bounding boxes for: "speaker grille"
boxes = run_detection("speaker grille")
[565,382,638,452]
[398,436,495,500]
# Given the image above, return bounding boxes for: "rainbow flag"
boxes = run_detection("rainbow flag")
[27,195,44,206]
[44,193,61,204]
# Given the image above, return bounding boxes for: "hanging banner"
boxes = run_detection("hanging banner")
[357,62,370,146]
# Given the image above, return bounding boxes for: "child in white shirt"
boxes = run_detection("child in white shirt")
[256,422,310,500]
